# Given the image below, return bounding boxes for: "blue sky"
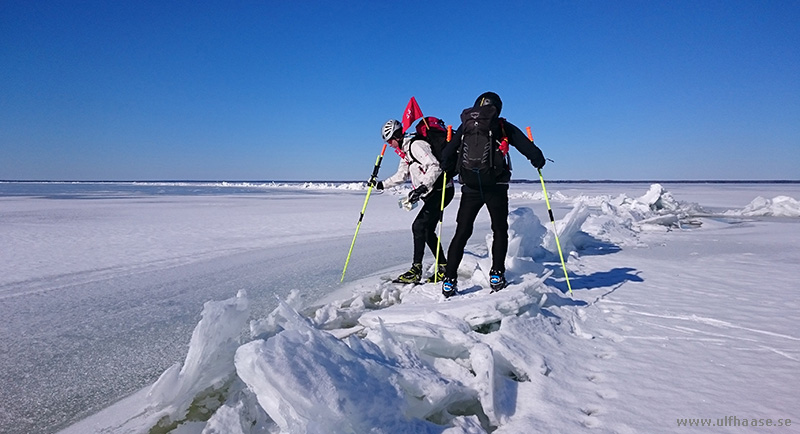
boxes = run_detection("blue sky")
[2,1,798,181]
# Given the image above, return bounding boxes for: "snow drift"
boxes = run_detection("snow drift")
[724,195,800,217]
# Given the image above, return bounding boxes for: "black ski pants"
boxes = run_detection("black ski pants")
[445,184,509,278]
[412,186,454,264]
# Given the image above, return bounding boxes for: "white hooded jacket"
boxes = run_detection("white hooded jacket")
[382,136,443,196]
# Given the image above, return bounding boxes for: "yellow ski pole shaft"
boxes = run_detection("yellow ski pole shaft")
[433,125,453,283]
[434,172,446,282]
[341,144,388,282]
[527,127,573,295]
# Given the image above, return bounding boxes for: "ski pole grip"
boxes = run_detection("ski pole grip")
[370,144,388,180]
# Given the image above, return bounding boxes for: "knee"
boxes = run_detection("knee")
[491,221,509,236]
[454,225,474,241]
[491,212,508,230]
[412,219,426,234]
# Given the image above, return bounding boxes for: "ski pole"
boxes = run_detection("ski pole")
[433,172,447,282]
[341,144,388,282]
[527,127,573,295]
[433,125,453,282]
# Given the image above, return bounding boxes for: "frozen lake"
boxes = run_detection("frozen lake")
[1,181,798,434]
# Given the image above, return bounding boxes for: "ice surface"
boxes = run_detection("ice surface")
[1,181,798,434]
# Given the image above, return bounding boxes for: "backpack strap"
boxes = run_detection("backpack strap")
[394,147,414,165]
[405,134,423,165]
[498,118,509,156]
[400,135,431,178]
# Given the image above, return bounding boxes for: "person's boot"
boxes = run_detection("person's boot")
[425,263,447,283]
[489,268,507,292]
[395,263,422,283]
[442,276,458,298]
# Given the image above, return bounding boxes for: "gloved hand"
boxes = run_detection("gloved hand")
[499,138,509,156]
[407,185,428,204]
[534,157,546,170]
[367,179,384,190]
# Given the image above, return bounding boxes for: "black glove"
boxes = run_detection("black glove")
[367,179,384,190]
[534,157,546,170]
[407,185,428,204]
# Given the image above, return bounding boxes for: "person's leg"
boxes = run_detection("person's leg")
[424,187,454,263]
[485,186,510,272]
[411,197,439,264]
[445,187,484,278]
[396,195,438,283]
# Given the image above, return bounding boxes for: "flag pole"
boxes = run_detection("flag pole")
[527,126,573,295]
[341,143,388,282]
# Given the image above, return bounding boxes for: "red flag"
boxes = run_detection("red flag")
[402,97,424,132]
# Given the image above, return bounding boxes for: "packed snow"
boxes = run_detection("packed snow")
[1,181,798,434]
[724,195,800,217]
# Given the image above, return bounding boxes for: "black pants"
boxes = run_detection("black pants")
[412,187,455,264]
[445,184,509,278]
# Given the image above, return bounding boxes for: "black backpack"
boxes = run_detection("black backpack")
[456,104,510,188]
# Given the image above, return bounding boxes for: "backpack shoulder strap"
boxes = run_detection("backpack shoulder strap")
[498,117,508,139]
[406,134,425,165]
[497,117,510,156]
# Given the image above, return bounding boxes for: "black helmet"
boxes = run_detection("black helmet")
[474,91,502,115]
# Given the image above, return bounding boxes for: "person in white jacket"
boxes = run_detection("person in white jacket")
[372,119,455,283]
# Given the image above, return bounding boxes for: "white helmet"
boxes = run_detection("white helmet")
[381,119,402,142]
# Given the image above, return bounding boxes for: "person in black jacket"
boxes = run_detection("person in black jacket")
[441,91,546,297]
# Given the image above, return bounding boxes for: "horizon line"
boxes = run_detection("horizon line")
[2,179,799,184]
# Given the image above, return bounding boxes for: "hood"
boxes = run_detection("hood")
[474,91,502,115]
